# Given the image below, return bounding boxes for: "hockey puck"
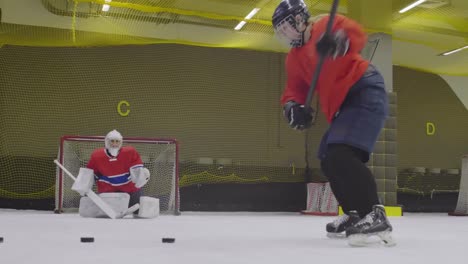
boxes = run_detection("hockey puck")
[80,237,94,243]
[0,237,3,243]
[162,238,175,243]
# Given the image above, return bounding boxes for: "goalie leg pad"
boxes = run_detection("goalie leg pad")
[79,192,130,218]
[71,168,95,196]
[79,196,105,218]
[138,196,159,218]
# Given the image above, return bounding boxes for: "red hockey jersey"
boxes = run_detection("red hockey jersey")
[280,15,369,123]
[87,146,143,193]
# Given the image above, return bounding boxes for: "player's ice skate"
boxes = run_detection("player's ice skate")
[346,205,396,247]
[326,211,360,238]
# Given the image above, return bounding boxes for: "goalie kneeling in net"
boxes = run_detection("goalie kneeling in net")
[71,129,159,218]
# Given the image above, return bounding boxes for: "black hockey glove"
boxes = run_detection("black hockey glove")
[316,29,350,59]
[283,101,313,130]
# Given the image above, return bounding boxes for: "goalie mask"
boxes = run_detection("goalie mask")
[105,129,123,157]
[272,0,311,48]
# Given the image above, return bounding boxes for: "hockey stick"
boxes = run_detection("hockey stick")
[118,203,140,218]
[54,159,118,219]
[304,0,340,109]
[302,0,339,181]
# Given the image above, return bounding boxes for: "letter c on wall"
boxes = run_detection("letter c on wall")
[117,100,130,117]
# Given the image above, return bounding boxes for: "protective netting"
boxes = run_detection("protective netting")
[0,0,274,48]
[56,136,179,214]
[0,32,400,209]
[0,1,464,211]
[0,0,467,75]
[0,43,311,207]
[398,167,461,197]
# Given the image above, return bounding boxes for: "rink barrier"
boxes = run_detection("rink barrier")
[338,205,403,216]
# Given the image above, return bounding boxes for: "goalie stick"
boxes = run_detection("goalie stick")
[304,0,340,109]
[54,159,118,219]
[120,203,140,218]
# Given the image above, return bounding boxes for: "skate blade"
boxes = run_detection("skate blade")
[327,232,346,239]
[378,231,396,247]
[348,231,396,247]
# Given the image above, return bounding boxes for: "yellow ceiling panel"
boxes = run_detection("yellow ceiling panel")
[0,0,466,76]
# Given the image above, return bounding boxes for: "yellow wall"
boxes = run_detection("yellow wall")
[394,66,468,169]
[0,44,328,170]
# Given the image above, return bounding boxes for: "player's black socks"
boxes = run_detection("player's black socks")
[321,160,352,213]
[321,144,380,218]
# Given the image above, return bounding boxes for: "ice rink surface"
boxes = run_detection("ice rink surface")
[0,209,466,264]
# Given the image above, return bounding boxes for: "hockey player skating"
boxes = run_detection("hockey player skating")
[70,129,159,218]
[272,0,395,246]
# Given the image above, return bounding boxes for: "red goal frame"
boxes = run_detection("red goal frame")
[56,135,180,215]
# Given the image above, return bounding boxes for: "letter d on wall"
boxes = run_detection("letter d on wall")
[426,122,435,135]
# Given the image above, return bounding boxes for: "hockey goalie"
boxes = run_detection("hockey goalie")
[71,129,159,219]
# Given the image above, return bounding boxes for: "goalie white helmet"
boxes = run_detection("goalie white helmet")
[105,129,123,157]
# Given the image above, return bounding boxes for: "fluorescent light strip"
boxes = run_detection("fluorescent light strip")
[440,45,468,56]
[245,8,260,20]
[399,0,426,13]
[234,8,260,30]
[234,21,247,31]
[102,0,111,12]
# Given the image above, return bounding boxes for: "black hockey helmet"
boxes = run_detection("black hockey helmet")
[272,0,311,48]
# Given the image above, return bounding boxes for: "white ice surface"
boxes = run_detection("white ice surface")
[0,210,467,264]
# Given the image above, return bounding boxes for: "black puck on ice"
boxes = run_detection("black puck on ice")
[162,238,175,243]
[0,237,3,243]
[80,237,94,243]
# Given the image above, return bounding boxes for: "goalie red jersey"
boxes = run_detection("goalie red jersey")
[87,146,144,193]
[280,14,369,123]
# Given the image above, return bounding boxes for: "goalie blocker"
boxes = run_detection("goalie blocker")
[79,193,159,219]
[71,167,95,196]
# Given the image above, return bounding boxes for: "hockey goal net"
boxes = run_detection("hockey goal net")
[301,182,339,216]
[55,135,179,215]
[450,155,468,216]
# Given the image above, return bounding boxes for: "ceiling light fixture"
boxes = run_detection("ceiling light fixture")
[234,21,247,31]
[399,0,426,13]
[245,8,261,20]
[439,45,468,56]
[102,0,112,12]
[235,8,261,31]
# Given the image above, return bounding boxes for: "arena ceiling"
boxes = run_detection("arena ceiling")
[0,0,467,76]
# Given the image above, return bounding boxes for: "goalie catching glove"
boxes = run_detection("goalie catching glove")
[129,167,150,188]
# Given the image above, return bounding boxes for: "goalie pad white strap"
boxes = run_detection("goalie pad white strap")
[71,168,95,196]
[138,196,159,218]
[129,167,150,188]
[79,192,130,218]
